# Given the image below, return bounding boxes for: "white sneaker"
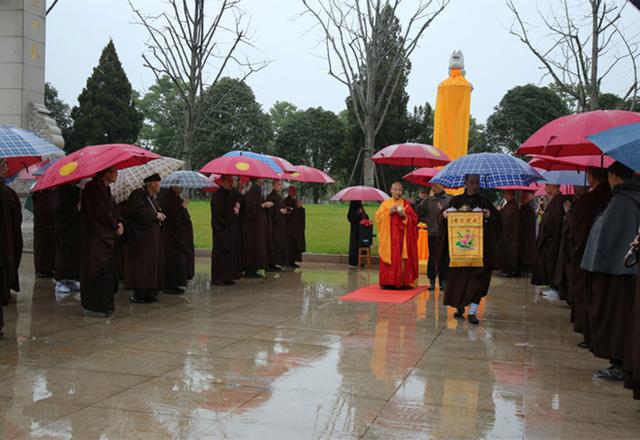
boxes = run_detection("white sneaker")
[55,281,71,294]
[542,288,560,299]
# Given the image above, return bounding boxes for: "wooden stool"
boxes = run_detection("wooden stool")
[357,247,371,268]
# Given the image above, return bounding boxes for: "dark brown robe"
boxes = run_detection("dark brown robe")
[54,185,82,280]
[553,211,572,300]
[80,178,119,313]
[283,195,306,264]
[123,188,163,294]
[627,268,640,399]
[242,185,268,272]
[0,184,15,316]
[158,189,192,290]
[517,201,536,275]
[1,184,22,301]
[212,186,240,282]
[186,208,195,281]
[266,190,288,267]
[440,192,501,309]
[531,193,567,288]
[566,183,612,336]
[499,199,519,274]
[32,189,56,275]
[231,188,244,278]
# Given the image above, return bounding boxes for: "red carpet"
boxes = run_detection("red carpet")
[340,284,428,304]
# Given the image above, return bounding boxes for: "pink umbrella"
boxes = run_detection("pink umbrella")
[529,154,615,171]
[15,161,48,180]
[402,167,439,186]
[331,185,390,202]
[371,143,450,167]
[200,155,281,179]
[535,184,576,196]
[287,165,335,184]
[517,110,640,157]
[32,144,160,191]
[268,155,297,173]
[497,183,541,191]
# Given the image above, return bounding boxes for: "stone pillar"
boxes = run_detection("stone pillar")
[0,0,47,129]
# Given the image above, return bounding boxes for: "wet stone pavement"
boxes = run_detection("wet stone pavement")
[1,258,640,439]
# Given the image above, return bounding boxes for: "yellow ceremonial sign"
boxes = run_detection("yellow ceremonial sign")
[447,212,483,267]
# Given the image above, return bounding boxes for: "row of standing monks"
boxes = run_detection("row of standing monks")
[211,176,306,284]
[504,162,640,401]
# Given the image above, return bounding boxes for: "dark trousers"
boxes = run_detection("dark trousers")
[427,235,449,283]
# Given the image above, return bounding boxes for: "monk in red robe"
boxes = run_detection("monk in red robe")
[375,182,419,289]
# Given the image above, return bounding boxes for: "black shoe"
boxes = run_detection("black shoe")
[288,263,300,268]
[577,340,589,349]
[440,281,446,291]
[592,365,624,381]
[244,271,263,279]
[266,266,282,272]
[468,314,480,325]
[428,280,436,291]
[211,280,225,286]
[223,280,235,286]
[454,308,465,318]
[163,288,185,294]
[129,296,147,304]
[36,271,54,279]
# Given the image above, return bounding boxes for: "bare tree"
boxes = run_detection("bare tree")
[507,0,639,112]
[130,0,267,169]
[301,0,449,187]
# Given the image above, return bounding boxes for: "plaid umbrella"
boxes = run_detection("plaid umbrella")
[0,125,65,176]
[431,153,543,188]
[161,170,217,190]
[111,157,184,203]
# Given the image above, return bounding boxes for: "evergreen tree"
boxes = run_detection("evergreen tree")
[44,82,72,144]
[67,40,143,151]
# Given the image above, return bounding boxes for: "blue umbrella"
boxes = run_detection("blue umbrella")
[223,151,283,175]
[587,123,640,172]
[0,125,64,176]
[539,170,587,186]
[431,153,543,188]
[161,170,216,189]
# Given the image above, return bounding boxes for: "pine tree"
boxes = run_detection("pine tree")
[67,40,143,152]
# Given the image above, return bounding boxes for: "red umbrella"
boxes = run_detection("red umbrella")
[535,184,576,196]
[497,182,540,191]
[529,154,615,171]
[286,165,335,184]
[331,185,390,202]
[517,110,640,157]
[200,155,281,179]
[371,143,450,167]
[268,155,297,173]
[32,144,160,191]
[402,167,439,186]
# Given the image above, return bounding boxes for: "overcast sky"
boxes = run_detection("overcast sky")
[45,0,640,123]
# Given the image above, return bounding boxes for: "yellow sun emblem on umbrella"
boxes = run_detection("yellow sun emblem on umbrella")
[59,161,78,176]
[291,172,300,177]
[235,162,250,171]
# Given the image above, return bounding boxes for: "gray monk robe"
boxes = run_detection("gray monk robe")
[439,192,501,309]
[80,178,119,313]
[581,182,640,365]
[531,193,567,288]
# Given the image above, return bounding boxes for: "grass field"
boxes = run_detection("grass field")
[188,201,378,254]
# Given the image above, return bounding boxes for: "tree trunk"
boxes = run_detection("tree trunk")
[182,123,194,171]
[363,124,376,187]
[589,0,599,111]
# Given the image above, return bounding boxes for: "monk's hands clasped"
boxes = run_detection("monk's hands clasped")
[115,222,124,236]
[262,201,274,209]
[233,202,240,215]
[156,212,166,222]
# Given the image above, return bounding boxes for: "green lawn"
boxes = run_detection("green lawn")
[188,201,378,254]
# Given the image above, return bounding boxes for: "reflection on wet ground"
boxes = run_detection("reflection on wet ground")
[1,258,639,439]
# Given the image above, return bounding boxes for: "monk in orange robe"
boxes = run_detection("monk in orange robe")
[375,182,419,289]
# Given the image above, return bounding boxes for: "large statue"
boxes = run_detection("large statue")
[433,50,473,162]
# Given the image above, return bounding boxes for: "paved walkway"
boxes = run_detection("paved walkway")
[1,258,639,439]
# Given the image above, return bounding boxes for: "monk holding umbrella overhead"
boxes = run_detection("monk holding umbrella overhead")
[375,182,419,289]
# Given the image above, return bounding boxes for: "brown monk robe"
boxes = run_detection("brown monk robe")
[0,176,23,305]
[628,234,640,399]
[553,187,588,301]
[283,185,306,267]
[185,206,195,282]
[32,189,57,277]
[581,162,639,381]
[517,192,536,276]
[531,185,567,296]
[439,174,501,325]
[123,174,164,303]
[80,168,122,316]
[266,179,288,271]
[566,170,612,343]
[54,185,82,288]
[211,175,240,285]
[242,178,271,278]
[498,190,519,277]
[158,187,192,293]
[231,177,248,279]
